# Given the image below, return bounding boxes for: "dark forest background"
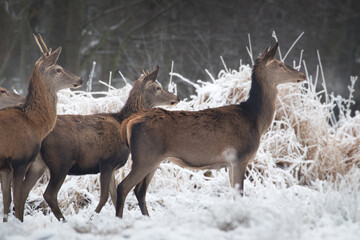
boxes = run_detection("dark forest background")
[0,0,359,109]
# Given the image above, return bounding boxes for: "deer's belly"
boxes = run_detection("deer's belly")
[166,147,237,170]
[68,163,100,175]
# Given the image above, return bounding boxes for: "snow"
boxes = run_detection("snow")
[1,54,360,239]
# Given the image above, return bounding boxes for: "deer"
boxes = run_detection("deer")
[0,34,83,222]
[0,88,46,221]
[115,42,306,218]
[19,66,179,221]
[0,87,24,222]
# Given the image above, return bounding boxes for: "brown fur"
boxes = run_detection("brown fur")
[0,46,83,222]
[115,43,307,218]
[0,87,46,222]
[21,66,179,221]
[0,87,23,223]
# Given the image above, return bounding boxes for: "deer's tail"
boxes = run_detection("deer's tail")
[121,114,145,150]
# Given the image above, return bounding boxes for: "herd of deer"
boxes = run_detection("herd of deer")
[0,34,306,222]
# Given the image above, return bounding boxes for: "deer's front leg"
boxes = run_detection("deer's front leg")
[1,170,12,222]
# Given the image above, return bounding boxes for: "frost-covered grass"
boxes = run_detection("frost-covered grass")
[1,48,360,239]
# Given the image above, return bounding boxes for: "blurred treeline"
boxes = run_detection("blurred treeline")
[0,0,359,109]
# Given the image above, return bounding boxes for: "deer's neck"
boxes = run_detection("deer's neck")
[114,94,145,122]
[21,71,58,138]
[243,71,278,135]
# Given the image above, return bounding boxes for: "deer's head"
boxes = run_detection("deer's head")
[33,34,83,91]
[131,66,180,108]
[256,42,306,86]
[0,87,24,109]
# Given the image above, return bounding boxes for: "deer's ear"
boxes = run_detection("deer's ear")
[143,65,159,82]
[263,42,278,62]
[259,44,271,58]
[43,46,62,66]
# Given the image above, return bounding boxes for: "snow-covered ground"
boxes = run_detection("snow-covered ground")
[1,50,360,239]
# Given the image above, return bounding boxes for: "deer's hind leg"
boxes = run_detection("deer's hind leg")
[134,168,157,216]
[95,164,114,213]
[1,170,12,222]
[116,158,158,218]
[43,167,70,221]
[22,155,47,203]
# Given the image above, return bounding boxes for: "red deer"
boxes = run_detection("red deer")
[20,66,179,221]
[0,88,46,221]
[0,34,83,222]
[115,43,306,217]
[0,87,24,222]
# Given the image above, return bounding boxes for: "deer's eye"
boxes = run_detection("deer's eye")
[0,90,6,94]
[279,63,284,68]
[56,68,62,73]
[156,87,161,91]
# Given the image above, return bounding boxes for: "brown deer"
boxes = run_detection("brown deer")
[115,42,306,218]
[20,66,179,221]
[0,87,24,222]
[0,34,83,222]
[0,88,46,221]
